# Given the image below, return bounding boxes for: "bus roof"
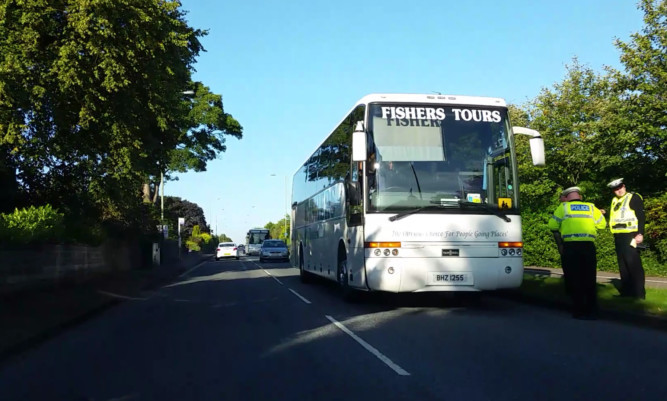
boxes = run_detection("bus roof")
[355,93,507,107]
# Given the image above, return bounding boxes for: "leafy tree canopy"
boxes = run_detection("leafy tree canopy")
[0,0,242,238]
[164,195,208,239]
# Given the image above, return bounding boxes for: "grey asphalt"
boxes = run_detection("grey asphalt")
[1,258,667,401]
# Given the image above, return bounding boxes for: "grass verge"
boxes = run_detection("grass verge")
[520,274,667,318]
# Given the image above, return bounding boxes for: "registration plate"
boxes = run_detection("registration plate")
[429,272,473,285]
[224,253,232,256]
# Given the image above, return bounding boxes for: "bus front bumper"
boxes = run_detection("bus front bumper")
[363,257,524,292]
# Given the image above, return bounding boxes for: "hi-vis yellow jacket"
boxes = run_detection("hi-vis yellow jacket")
[548,201,607,242]
[609,192,641,234]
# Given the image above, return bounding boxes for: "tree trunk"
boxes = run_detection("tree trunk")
[142,182,151,203]
[152,176,161,204]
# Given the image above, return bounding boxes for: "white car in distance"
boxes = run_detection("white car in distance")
[215,242,240,261]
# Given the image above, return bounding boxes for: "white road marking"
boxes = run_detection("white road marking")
[325,315,410,376]
[263,266,312,304]
[179,259,209,277]
[262,269,284,285]
[97,290,147,301]
[289,289,312,304]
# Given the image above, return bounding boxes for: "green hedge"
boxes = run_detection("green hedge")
[522,210,667,277]
[0,205,64,245]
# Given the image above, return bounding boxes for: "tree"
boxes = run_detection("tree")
[147,81,243,204]
[163,196,208,240]
[524,59,618,207]
[0,1,242,239]
[509,103,556,212]
[609,0,667,194]
[264,214,290,242]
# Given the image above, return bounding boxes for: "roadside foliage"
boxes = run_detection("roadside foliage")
[514,0,667,275]
[0,1,664,276]
[0,0,242,246]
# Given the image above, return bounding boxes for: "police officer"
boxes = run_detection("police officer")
[548,187,607,319]
[606,178,646,299]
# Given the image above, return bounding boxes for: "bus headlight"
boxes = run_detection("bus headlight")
[383,249,390,256]
[501,249,508,256]
[374,249,381,256]
[391,249,398,256]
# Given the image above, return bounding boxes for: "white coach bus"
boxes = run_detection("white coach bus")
[290,93,544,299]
[246,228,270,256]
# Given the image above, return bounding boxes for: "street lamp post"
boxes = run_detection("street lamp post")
[160,171,164,222]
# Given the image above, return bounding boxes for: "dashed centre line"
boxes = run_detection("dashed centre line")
[289,288,312,304]
[259,263,409,376]
[325,315,410,376]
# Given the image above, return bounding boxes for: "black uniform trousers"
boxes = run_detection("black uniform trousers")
[562,241,598,317]
[614,232,645,299]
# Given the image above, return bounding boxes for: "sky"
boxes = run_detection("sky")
[169,0,644,244]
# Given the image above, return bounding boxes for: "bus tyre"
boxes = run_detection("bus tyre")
[338,259,356,302]
[299,251,312,284]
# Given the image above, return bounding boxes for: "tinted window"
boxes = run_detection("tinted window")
[263,240,286,248]
[292,104,365,206]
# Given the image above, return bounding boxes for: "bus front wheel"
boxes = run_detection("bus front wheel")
[299,246,313,283]
[337,258,357,302]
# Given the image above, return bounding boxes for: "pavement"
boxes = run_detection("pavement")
[0,253,211,361]
[1,259,665,363]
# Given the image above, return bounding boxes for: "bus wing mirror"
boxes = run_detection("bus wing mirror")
[513,126,545,166]
[352,121,366,162]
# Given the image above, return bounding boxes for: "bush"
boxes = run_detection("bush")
[644,193,667,263]
[521,211,561,268]
[521,209,666,276]
[0,205,64,245]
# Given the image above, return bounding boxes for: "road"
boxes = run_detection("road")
[1,257,666,401]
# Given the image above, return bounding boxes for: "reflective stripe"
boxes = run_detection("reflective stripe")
[563,233,597,239]
[563,214,594,219]
[551,215,563,222]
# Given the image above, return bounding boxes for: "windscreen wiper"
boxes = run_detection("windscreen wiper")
[458,201,511,222]
[388,204,456,222]
[409,162,423,200]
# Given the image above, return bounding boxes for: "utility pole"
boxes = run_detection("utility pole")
[160,171,164,222]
